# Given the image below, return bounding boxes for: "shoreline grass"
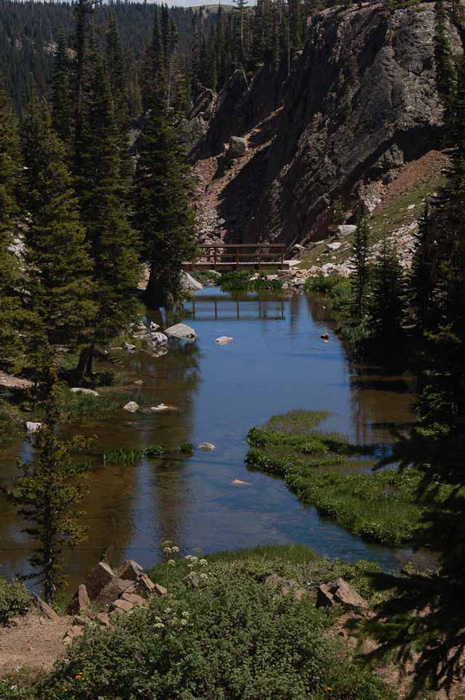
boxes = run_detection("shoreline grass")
[245,410,451,547]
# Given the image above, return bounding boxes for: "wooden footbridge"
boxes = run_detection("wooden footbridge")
[185,244,288,271]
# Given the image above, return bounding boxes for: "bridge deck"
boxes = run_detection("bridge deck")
[186,261,289,271]
[185,243,288,271]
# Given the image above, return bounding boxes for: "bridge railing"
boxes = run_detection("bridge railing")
[187,243,287,270]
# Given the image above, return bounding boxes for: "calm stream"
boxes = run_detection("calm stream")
[0,289,427,586]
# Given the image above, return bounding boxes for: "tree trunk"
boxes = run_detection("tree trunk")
[145,264,169,309]
[75,343,95,381]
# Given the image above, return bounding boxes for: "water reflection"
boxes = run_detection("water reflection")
[0,289,427,586]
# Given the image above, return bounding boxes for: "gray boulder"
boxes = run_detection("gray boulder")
[165,323,197,340]
[226,136,247,160]
[336,225,357,238]
[316,577,368,612]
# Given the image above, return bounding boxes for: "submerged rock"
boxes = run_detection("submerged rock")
[123,401,139,413]
[198,442,215,451]
[150,403,178,412]
[215,336,233,345]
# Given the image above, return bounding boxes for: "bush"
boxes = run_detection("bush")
[0,577,32,625]
[0,399,24,446]
[36,556,392,700]
[304,275,351,312]
[220,270,283,293]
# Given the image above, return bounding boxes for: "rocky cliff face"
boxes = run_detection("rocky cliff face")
[192,2,461,248]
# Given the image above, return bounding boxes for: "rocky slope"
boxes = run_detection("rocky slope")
[190,2,462,254]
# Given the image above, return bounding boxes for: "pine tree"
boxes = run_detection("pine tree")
[51,31,73,150]
[77,49,141,377]
[21,93,96,381]
[368,236,405,344]
[2,370,89,602]
[410,204,433,330]
[350,213,370,320]
[233,0,249,68]
[0,86,25,369]
[106,11,133,187]
[73,0,94,178]
[134,96,196,309]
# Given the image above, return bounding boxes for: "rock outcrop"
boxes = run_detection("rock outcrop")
[192,3,461,248]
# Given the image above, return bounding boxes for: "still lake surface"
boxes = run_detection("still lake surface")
[0,288,426,586]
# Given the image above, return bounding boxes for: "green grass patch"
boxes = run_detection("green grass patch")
[299,174,444,271]
[220,270,283,292]
[63,390,135,420]
[102,444,166,466]
[102,448,143,467]
[245,410,452,547]
[35,550,392,700]
[144,444,164,458]
[178,441,195,456]
[303,275,352,312]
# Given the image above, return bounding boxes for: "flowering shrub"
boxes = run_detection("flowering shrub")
[0,577,32,626]
[35,554,392,700]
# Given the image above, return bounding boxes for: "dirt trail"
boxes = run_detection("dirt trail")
[0,611,72,676]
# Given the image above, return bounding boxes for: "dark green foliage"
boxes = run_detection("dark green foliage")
[51,31,73,149]
[2,422,89,602]
[0,577,32,625]
[103,447,142,467]
[36,555,392,700]
[351,56,465,685]
[410,204,433,329]
[134,80,196,309]
[366,236,405,346]
[0,399,25,446]
[220,270,283,292]
[77,48,141,375]
[0,86,25,369]
[143,444,164,458]
[106,12,133,187]
[350,214,370,320]
[304,275,352,312]
[21,93,96,372]
[178,441,195,455]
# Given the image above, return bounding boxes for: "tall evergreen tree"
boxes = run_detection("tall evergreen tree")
[21,93,96,382]
[350,213,370,321]
[410,204,433,330]
[0,86,25,369]
[3,372,89,603]
[134,102,196,309]
[106,11,133,186]
[51,31,73,150]
[368,236,404,344]
[233,0,249,68]
[77,49,141,377]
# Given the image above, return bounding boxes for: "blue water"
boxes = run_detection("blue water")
[0,289,426,585]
